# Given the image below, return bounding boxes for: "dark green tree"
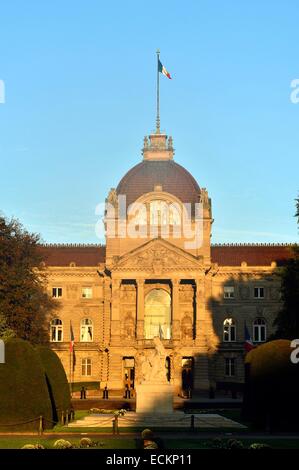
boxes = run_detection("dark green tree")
[0,216,58,343]
[273,196,299,339]
[296,195,299,224]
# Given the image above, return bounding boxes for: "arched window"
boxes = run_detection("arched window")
[253,318,266,342]
[144,289,171,339]
[51,318,63,342]
[223,318,236,342]
[80,319,93,342]
[149,200,181,226]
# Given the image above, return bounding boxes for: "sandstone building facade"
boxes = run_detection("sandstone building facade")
[41,128,292,397]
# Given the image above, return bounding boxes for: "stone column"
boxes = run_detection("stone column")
[171,278,180,341]
[193,277,210,394]
[110,278,121,343]
[195,278,205,345]
[136,279,144,340]
[102,277,112,346]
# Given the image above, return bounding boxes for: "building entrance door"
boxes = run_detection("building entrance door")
[123,357,135,396]
[182,357,194,397]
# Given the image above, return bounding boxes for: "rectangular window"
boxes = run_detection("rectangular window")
[253,321,266,342]
[51,326,63,342]
[52,287,62,298]
[254,287,264,299]
[82,358,92,376]
[225,358,235,377]
[82,287,93,299]
[224,286,235,299]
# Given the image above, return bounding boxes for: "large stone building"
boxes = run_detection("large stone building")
[41,127,292,397]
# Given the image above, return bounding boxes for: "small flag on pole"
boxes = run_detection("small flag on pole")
[70,321,75,353]
[158,59,172,79]
[159,324,164,340]
[244,323,255,353]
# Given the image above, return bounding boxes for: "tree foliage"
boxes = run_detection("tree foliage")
[272,196,299,339]
[243,340,299,429]
[0,216,58,343]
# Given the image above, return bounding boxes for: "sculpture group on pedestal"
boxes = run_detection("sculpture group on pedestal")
[137,337,168,384]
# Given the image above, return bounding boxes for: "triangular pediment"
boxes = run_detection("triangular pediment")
[110,238,203,274]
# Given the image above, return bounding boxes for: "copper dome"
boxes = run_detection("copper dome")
[116,160,200,208]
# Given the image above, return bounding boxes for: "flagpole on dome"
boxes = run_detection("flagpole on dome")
[156,48,160,133]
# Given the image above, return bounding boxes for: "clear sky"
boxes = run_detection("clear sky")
[0,0,298,244]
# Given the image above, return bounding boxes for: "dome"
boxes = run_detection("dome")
[116,159,201,208]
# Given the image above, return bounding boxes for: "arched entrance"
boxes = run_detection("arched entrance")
[144,288,171,339]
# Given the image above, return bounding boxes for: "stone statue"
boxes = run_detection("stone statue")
[199,188,209,205]
[107,188,118,206]
[137,337,168,384]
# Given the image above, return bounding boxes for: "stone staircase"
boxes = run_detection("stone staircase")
[68,411,247,429]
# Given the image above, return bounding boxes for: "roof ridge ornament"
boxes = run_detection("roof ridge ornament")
[142,133,174,161]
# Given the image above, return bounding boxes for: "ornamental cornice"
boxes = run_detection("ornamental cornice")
[111,266,205,274]
[47,271,99,278]
[212,269,279,278]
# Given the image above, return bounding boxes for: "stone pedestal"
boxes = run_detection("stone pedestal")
[136,383,174,414]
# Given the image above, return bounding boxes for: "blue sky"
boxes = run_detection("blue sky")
[0,0,298,244]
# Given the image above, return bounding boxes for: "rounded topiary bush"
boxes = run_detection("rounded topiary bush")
[53,439,73,449]
[243,340,299,429]
[141,429,154,440]
[0,338,53,431]
[211,438,225,449]
[144,441,158,449]
[226,439,244,449]
[36,346,71,421]
[80,438,93,448]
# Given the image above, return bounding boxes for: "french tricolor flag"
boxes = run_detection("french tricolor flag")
[70,321,75,353]
[158,59,172,79]
[244,323,255,353]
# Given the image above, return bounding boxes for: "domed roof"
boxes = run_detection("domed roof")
[116,160,200,208]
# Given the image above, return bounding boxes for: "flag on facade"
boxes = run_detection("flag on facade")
[158,59,172,79]
[159,323,164,340]
[70,321,75,353]
[244,323,255,353]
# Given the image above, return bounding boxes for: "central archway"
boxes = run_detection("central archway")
[144,288,171,339]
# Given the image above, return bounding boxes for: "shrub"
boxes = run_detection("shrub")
[21,443,45,449]
[90,408,115,414]
[141,429,154,440]
[144,441,158,449]
[211,438,225,449]
[249,443,272,450]
[53,439,73,449]
[36,346,71,422]
[226,439,244,449]
[34,444,45,449]
[80,438,93,448]
[0,338,53,432]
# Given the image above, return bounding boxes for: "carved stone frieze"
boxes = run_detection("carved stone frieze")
[112,239,203,274]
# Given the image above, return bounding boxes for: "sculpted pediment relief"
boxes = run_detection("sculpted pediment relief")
[111,239,203,274]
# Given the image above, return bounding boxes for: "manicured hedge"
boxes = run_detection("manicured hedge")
[243,340,299,429]
[36,346,71,421]
[0,338,53,431]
